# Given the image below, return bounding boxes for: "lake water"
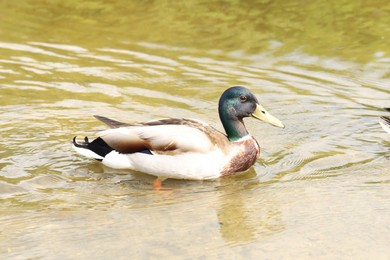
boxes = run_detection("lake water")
[0,1,389,259]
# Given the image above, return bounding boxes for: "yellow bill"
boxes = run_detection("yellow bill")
[252,104,285,128]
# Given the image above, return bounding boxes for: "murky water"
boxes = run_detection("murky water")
[1,1,389,259]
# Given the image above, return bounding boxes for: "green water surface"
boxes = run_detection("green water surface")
[0,1,389,259]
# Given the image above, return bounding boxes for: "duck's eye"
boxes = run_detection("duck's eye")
[239,95,247,102]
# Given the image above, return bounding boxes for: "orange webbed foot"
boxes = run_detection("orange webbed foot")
[153,177,167,191]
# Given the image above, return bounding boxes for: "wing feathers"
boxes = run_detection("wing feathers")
[96,120,227,155]
[98,128,148,153]
[94,115,132,128]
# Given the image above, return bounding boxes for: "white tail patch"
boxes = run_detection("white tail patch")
[102,151,133,169]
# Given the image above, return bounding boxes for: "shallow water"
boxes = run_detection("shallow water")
[1,1,390,259]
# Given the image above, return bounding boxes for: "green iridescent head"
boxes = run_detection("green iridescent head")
[218,86,284,141]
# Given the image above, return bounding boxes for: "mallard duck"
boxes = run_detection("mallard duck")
[72,86,284,184]
[379,108,390,134]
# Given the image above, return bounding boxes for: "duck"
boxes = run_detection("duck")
[72,86,284,186]
[379,108,390,134]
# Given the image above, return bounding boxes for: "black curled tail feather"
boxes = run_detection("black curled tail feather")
[72,136,89,148]
[73,136,114,158]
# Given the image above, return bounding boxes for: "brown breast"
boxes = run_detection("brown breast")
[221,137,260,176]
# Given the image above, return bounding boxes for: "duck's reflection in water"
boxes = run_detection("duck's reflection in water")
[216,168,285,244]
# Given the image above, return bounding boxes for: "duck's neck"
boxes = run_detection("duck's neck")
[219,107,249,142]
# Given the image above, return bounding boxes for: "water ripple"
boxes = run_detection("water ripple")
[0,40,389,213]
